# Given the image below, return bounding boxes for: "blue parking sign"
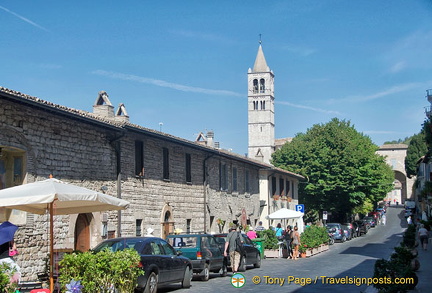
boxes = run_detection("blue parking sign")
[296,204,305,213]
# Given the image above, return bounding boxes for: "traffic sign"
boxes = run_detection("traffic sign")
[323,211,328,220]
[295,204,305,213]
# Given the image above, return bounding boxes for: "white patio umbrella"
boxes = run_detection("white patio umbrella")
[0,178,130,291]
[266,208,305,233]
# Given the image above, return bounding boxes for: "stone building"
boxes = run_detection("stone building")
[0,86,303,280]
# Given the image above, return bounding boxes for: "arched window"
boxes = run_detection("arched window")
[253,101,258,110]
[259,79,265,93]
[253,79,258,93]
[262,101,266,110]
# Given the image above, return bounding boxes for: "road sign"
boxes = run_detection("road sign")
[295,204,305,213]
[323,211,328,220]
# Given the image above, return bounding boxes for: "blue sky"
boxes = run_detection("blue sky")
[1,1,432,156]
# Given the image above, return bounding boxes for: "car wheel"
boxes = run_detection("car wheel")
[220,263,227,277]
[200,263,210,281]
[341,236,346,243]
[182,266,192,288]
[238,256,246,272]
[254,253,261,268]
[143,272,158,293]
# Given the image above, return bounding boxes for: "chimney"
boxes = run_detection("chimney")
[115,103,129,123]
[93,91,114,118]
[206,131,214,148]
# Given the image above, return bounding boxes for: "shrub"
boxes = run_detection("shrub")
[257,229,279,249]
[59,249,144,293]
[0,262,18,293]
[300,225,329,250]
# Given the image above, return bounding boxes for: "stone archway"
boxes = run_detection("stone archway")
[160,204,174,239]
[75,213,93,252]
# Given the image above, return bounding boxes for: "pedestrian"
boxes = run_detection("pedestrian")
[418,224,429,251]
[275,223,284,240]
[246,228,257,240]
[224,226,242,273]
[381,214,386,225]
[0,239,21,283]
[291,226,301,260]
[255,221,265,232]
[145,227,155,237]
[284,225,293,259]
[407,216,412,225]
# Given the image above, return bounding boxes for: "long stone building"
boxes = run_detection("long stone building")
[0,43,304,280]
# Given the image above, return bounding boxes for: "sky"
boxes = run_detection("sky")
[1,1,432,156]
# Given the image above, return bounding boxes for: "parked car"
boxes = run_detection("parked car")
[353,220,369,236]
[326,223,347,242]
[166,233,227,281]
[92,237,193,293]
[341,224,352,240]
[362,216,376,227]
[368,211,381,221]
[213,233,261,272]
[343,223,356,239]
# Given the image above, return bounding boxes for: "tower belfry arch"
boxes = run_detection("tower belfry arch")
[247,41,275,164]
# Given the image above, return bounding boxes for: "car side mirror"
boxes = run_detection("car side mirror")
[176,250,183,256]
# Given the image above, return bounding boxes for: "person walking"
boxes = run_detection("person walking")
[291,226,301,260]
[284,225,293,259]
[418,224,429,251]
[224,226,242,273]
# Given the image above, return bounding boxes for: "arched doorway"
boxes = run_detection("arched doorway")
[75,213,91,252]
[161,204,174,239]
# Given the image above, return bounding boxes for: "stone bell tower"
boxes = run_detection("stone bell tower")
[247,42,275,164]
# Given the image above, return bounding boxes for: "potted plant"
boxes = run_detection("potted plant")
[257,229,279,258]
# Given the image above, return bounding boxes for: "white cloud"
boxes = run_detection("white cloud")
[276,100,341,115]
[92,70,243,97]
[0,5,49,32]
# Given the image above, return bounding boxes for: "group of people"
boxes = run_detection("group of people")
[274,223,301,260]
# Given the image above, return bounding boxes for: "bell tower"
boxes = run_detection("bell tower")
[247,42,275,164]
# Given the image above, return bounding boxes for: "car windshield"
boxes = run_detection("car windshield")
[168,236,198,248]
[93,238,145,252]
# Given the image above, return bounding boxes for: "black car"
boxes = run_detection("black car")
[362,216,376,228]
[166,233,227,281]
[213,233,261,272]
[353,220,369,236]
[92,237,192,293]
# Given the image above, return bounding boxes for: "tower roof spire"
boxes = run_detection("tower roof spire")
[253,41,269,73]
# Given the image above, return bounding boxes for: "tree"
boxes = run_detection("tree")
[271,118,394,222]
[405,130,428,178]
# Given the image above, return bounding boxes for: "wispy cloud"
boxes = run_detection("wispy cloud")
[0,5,49,32]
[385,30,432,73]
[330,82,424,103]
[92,70,243,97]
[276,100,342,115]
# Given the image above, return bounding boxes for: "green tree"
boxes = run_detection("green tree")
[272,118,394,222]
[405,130,428,178]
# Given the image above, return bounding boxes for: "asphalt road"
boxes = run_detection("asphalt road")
[160,206,407,293]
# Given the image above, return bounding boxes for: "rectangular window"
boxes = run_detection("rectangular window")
[186,219,191,233]
[232,167,238,192]
[185,153,192,183]
[286,180,291,196]
[219,162,228,191]
[245,170,250,193]
[163,147,170,180]
[136,219,142,236]
[279,178,284,196]
[272,176,277,195]
[135,141,144,176]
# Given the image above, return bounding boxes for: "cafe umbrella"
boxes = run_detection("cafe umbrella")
[0,178,130,291]
[0,221,18,246]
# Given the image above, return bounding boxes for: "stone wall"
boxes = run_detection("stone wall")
[1,96,261,280]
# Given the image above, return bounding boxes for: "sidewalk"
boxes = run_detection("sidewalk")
[409,236,432,292]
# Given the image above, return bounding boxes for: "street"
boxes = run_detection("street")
[160,206,407,293]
